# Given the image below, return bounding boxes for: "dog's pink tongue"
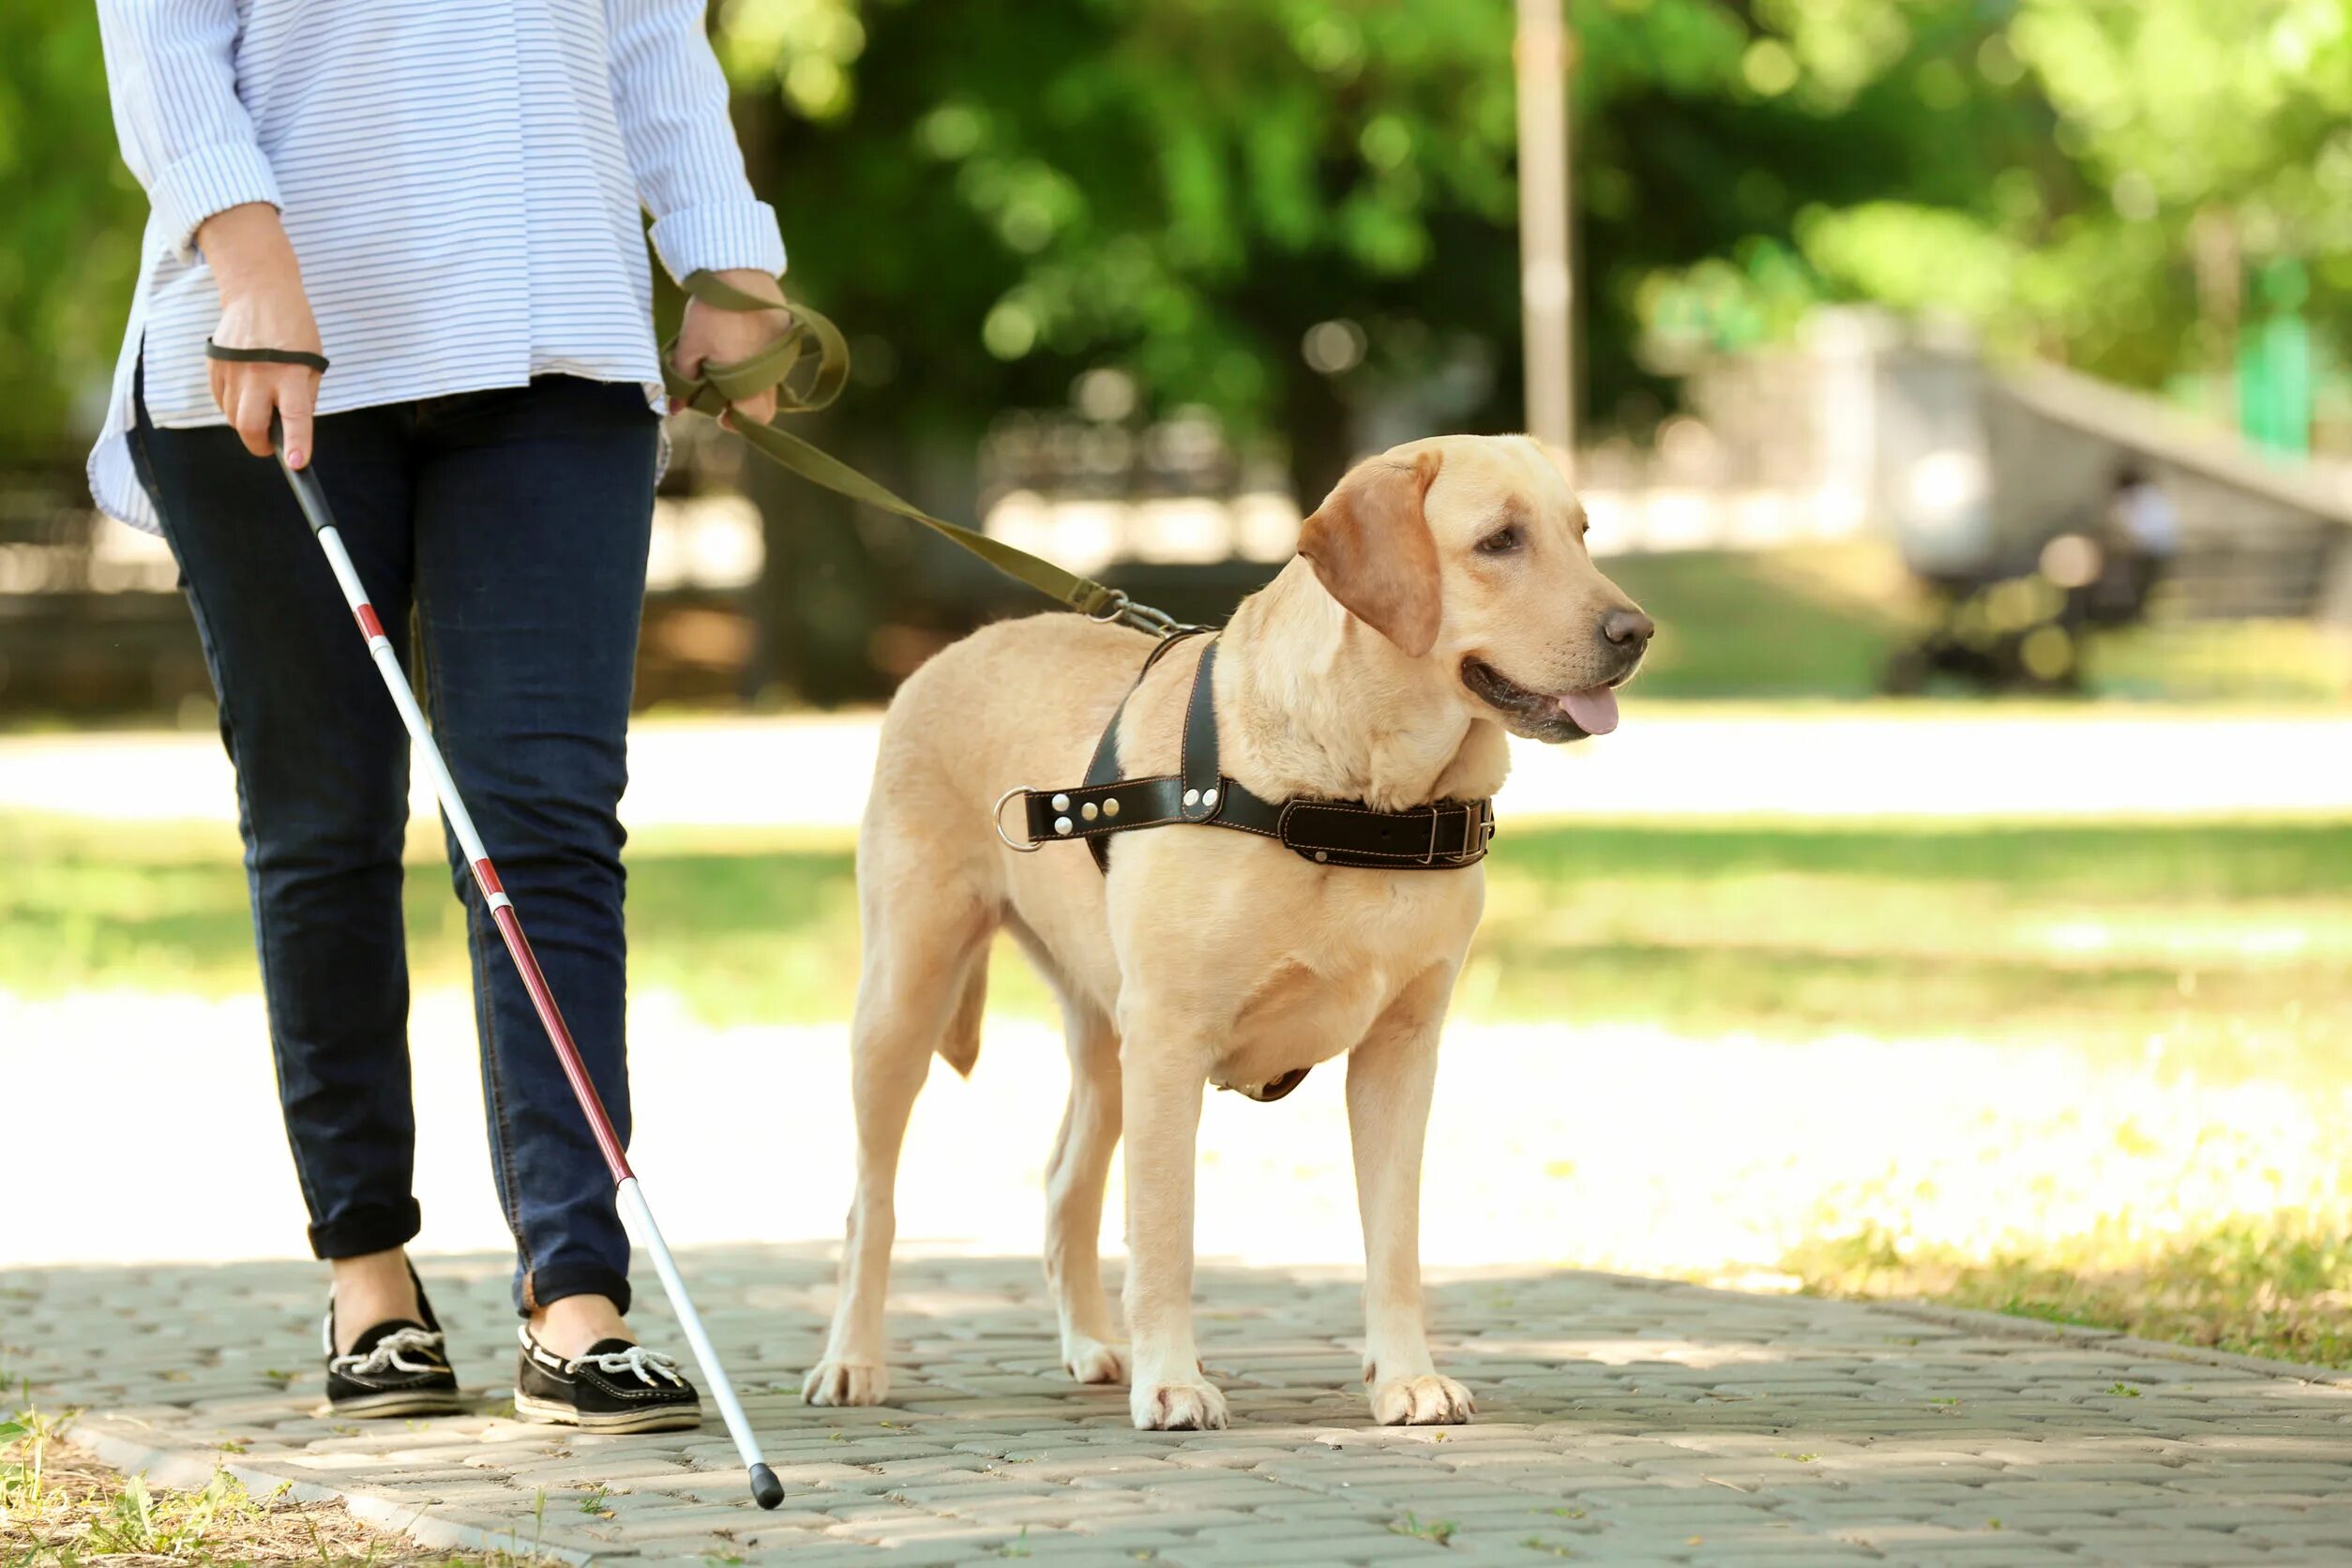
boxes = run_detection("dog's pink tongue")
[1558,686,1620,735]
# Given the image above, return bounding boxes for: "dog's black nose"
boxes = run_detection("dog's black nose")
[1602,608,1654,651]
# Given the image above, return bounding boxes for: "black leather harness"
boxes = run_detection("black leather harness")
[995,630,1498,1103]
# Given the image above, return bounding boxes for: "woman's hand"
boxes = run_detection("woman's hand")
[199,203,326,467]
[671,268,794,430]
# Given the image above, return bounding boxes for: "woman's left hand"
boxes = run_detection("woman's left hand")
[671,268,794,430]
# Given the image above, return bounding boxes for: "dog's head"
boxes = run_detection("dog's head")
[1296,435,1651,742]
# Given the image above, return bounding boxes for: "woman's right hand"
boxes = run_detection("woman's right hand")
[197,203,325,468]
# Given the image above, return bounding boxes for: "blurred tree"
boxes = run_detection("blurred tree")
[712,0,2074,482]
[15,0,2338,625]
[1638,0,2352,401]
[709,0,2086,694]
[0,10,143,469]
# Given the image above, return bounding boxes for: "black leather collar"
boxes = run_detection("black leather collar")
[1007,631,1497,875]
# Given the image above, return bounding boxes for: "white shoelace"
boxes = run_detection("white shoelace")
[328,1325,446,1378]
[570,1344,687,1387]
[517,1327,689,1387]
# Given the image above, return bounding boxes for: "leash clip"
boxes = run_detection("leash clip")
[1089,589,1198,641]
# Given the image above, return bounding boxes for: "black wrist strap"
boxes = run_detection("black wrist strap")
[205,339,329,373]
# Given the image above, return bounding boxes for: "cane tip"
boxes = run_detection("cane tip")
[749,1463,784,1510]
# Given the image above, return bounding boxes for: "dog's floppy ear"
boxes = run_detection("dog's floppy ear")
[1297,449,1443,657]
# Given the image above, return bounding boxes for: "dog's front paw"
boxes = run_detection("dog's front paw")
[1370,1373,1474,1426]
[802,1358,890,1407]
[1063,1334,1129,1386]
[1131,1378,1229,1431]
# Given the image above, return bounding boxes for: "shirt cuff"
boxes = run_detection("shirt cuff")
[151,141,284,264]
[649,200,788,283]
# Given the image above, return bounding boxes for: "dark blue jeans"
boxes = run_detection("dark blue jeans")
[130,369,657,1316]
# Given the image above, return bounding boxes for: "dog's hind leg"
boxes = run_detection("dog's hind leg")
[1044,1001,1126,1385]
[804,870,994,1409]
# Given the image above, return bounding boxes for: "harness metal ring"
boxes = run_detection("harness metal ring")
[993,786,1045,852]
[1087,589,1132,624]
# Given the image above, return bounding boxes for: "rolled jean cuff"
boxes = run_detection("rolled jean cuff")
[308,1199,423,1259]
[524,1260,632,1319]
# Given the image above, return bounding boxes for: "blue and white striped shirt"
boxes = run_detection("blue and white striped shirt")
[91,0,786,531]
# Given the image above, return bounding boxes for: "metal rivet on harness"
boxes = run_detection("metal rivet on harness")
[1054,816,1073,835]
[1051,792,1070,811]
[1316,850,1330,863]
[1081,802,1098,821]
[1203,787,1219,807]
[1183,788,1199,807]
[1103,797,1120,817]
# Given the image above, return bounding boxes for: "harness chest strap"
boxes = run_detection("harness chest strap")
[1009,635,1497,873]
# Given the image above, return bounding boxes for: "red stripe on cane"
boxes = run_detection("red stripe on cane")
[475,859,504,896]
[354,604,386,641]
[488,901,634,1183]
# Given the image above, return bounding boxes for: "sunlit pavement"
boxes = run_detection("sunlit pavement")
[7,706,2352,829]
[19,1244,2352,1566]
[20,934,2352,1563]
[10,989,2347,1281]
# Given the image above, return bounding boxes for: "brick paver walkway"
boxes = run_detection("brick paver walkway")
[14,1249,2352,1566]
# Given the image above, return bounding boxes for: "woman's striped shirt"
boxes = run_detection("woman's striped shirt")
[91,0,785,530]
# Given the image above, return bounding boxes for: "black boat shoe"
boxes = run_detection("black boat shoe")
[324,1267,465,1418]
[514,1330,702,1432]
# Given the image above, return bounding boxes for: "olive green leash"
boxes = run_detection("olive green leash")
[663,270,1185,637]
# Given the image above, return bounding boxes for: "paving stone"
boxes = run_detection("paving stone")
[29,1249,2352,1566]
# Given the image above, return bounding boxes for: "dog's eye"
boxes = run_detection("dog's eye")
[1476,524,1524,556]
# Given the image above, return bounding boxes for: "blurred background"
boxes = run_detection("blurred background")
[5,0,2351,1365]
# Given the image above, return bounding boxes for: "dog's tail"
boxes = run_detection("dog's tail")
[934,949,988,1078]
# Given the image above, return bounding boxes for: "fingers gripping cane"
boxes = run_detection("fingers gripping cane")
[265,419,785,1511]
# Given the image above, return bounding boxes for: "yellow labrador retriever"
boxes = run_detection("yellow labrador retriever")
[804,434,1651,1429]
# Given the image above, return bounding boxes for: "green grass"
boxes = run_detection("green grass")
[1472,816,2352,1074]
[1,1405,528,1566]
[1598,546,2350,703]
[9,802,2352,1367]
[1599,549,1909,699]
[1787,1217,2352,1369]
[7,811,2345,1078]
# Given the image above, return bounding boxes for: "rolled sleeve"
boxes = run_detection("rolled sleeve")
[608,0,785,282]
[648,200,787,281]
[150,139,284,262]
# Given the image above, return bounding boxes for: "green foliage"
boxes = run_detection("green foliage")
[711,0,2096,469]
[718,0,1524,475]
[15,0,2332,471]
[1638,0,2352,392]
[0,10,143,466]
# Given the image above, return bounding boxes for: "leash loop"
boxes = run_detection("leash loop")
[205,339,329,373]
[666,272,1187,639]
